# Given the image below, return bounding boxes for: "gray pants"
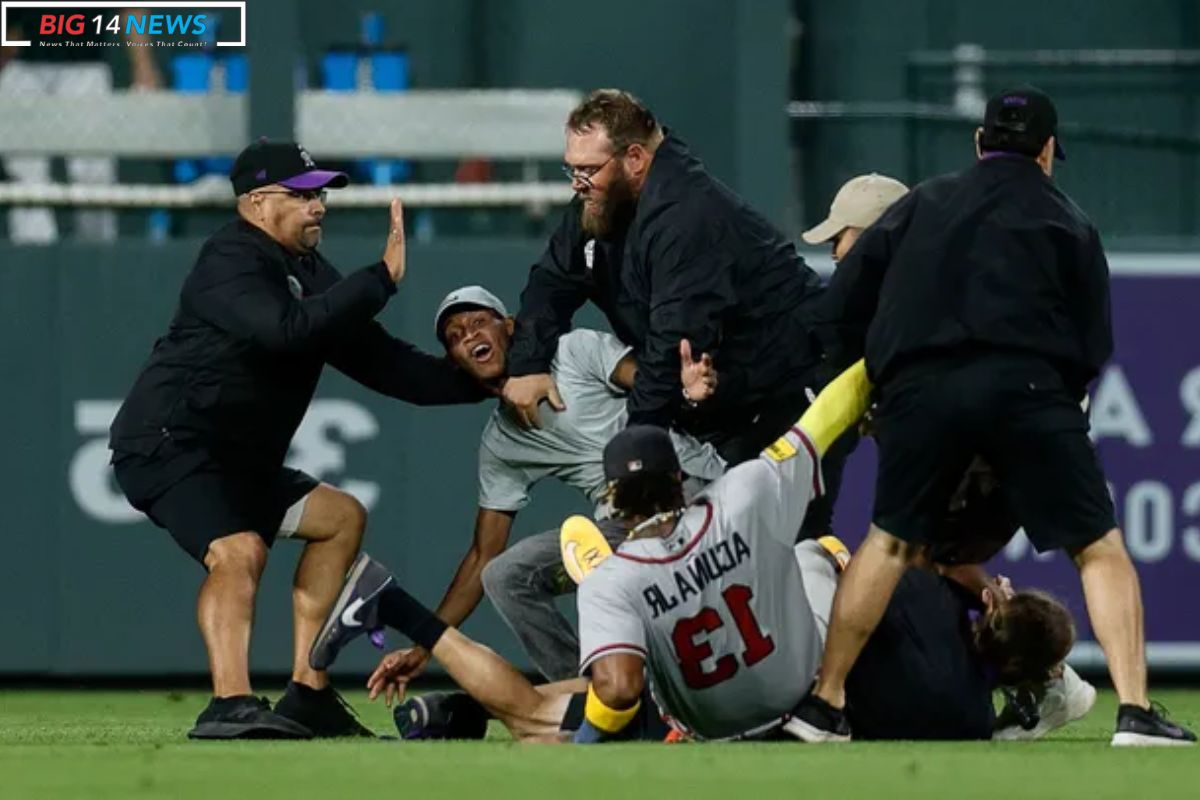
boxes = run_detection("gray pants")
[793,539,839,645]
[481,518,628,681]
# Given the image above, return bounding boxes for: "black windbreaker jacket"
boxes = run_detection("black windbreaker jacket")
[110,219,483,470]
[812,154,1112,395]
[507,133,824,431]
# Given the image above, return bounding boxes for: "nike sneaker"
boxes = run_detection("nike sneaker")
[308,553,394,671]
[393,691,489,740]
[1111,702,1196,747]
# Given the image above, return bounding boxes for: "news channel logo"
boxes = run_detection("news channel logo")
[1,2,245,48]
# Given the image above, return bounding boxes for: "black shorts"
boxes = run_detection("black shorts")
[872,352,1116,554]
[114,443,318,565]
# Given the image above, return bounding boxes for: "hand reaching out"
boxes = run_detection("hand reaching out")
[680,339,717,404]
[366,646,431,707]
[382,198,406,283]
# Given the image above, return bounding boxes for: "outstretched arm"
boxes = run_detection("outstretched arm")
[189,199,408,353]
[368,508,517,695]
[328,324,489,406]
[368,627,582,743]
[507,205,591,377]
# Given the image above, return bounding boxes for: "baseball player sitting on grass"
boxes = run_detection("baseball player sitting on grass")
[309,360,1092,742]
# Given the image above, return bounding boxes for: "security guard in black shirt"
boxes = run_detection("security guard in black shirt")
[502,89,836,535]
[110,140,485,740]
[792,86,1195,747]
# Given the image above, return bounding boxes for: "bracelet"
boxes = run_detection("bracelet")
[681,386,700,408]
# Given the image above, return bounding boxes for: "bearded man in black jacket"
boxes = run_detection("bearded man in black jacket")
[502,89,838,535]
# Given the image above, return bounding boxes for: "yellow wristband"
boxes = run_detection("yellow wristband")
[584,684,641,734]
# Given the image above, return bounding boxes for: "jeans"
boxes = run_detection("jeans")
[481,518,628,681]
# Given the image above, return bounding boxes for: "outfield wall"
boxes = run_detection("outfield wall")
[0,240,1196,675]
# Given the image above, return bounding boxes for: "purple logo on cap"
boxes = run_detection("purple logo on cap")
[1002,96,1028,106]
[255,169,267,179]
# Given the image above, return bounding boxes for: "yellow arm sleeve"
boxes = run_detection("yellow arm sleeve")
[797,359,873,456]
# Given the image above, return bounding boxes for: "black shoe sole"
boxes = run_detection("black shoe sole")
[308,726,378,739]
[274,704,377,739]
[270,715,376,739]
[394,696,433,739]
[274,682,379,739]
[188,718,313,740]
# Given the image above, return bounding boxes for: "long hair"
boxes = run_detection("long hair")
[609,472,684,521]
[973,590,1075,688]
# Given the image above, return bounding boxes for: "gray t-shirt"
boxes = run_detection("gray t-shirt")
[478,329,725,515]
[577,425,826,740]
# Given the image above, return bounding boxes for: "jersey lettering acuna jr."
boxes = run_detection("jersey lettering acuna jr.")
[577,425,824,740]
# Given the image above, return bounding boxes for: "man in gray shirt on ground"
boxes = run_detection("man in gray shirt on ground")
[379,286,725,686]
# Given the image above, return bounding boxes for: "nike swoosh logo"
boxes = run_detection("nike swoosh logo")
[341,597,367,628]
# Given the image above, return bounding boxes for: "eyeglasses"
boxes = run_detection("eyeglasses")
[561,154,616,187]
[252,188,328,204]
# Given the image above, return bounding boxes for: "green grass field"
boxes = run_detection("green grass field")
[1,688,1197,799]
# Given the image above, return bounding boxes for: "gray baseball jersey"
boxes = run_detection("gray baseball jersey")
[477,329,726,514]
[577,425,825,740]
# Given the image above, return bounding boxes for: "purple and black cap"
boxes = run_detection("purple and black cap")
[229,138,350,195]
[981,85,1066,161]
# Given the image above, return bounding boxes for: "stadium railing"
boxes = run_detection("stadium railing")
[0,89,579,210]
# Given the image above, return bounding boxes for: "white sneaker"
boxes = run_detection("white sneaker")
[993,665,1096,740]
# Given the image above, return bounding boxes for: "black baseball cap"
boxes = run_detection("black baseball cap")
[603,426,680,482]
[229,138,350,195]
[981,85,1066,161]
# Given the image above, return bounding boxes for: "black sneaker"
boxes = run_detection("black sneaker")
[188,695,313,740]
[1111,702,1196,747]
[274,681,375,738]
[782,691,852,743]
[309,553,394,671]
[393,691,489,740]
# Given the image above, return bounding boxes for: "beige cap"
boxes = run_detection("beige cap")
[801,173,909,244]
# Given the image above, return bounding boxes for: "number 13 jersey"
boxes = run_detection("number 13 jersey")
[577,425,825,740]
